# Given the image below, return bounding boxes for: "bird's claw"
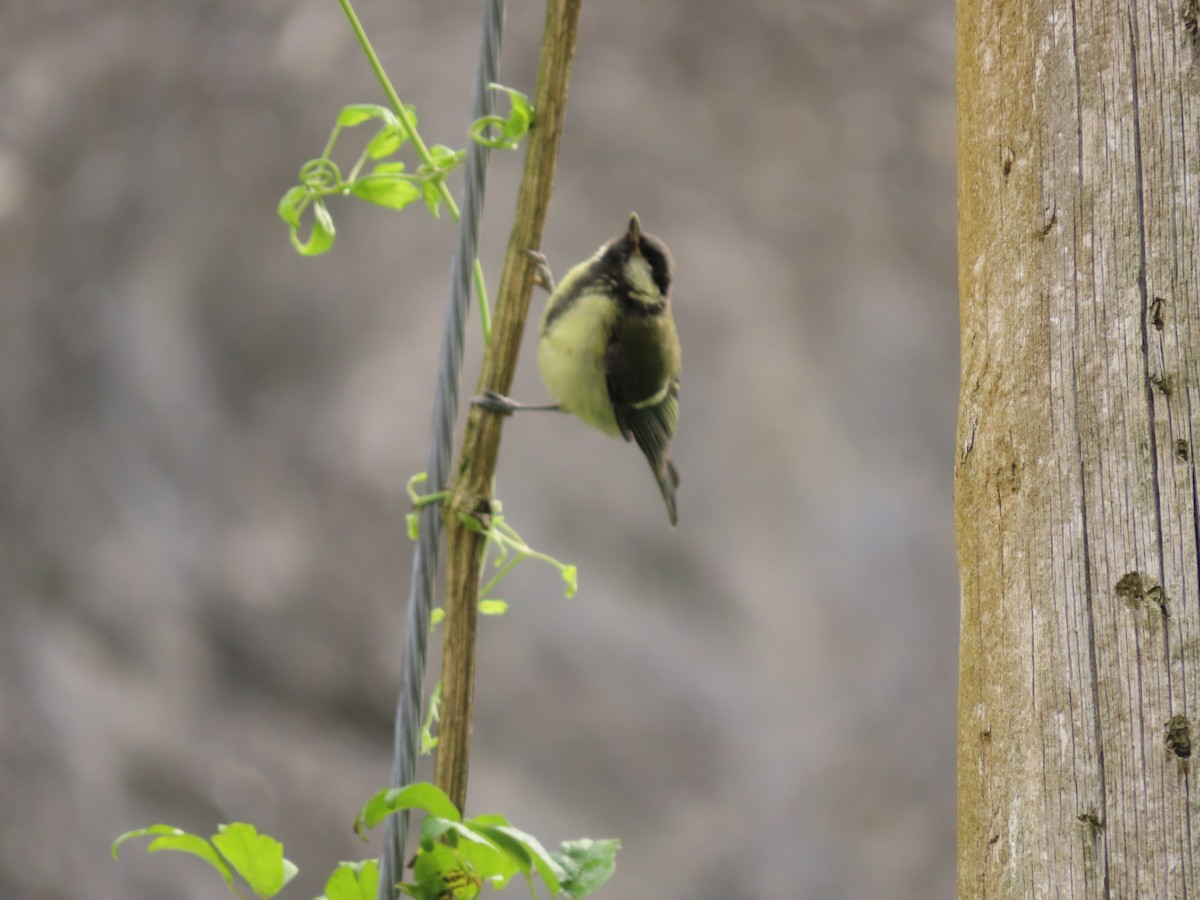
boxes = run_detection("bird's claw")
[524,249,556,293]
[471,389,519,415]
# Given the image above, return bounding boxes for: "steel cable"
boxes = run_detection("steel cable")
[377,2,505,896]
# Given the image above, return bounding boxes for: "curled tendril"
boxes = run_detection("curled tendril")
[467,84,533,150]
[469,116,514,149]
[298,158,342,191]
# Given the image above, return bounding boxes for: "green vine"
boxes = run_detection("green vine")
[467,499,579,605]
[408,474,577,617]
[113,784,618,900]
[116,4,611,898]
[278,0,533,344]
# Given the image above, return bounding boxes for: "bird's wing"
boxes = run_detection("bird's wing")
[605,316,682,525]
[604,325,679,461]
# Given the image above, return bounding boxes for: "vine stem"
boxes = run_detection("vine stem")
[434,0,584,813]
[336,0,493,339]
[336,0,459,218]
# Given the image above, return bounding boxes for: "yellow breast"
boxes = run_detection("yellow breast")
[537,290,622,436]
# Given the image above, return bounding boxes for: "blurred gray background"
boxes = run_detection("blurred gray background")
[0,1,957,897]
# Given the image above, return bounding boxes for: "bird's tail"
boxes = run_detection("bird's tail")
[621,379,680,527]
[654,455,681,527]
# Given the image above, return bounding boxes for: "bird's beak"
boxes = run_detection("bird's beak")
[627,213,642,247]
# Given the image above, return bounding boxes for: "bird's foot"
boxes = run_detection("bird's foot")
[471,389,562,415]
[524,249,556,293]
[472,389,521,415]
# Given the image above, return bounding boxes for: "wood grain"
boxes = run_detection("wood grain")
[957,0,1200,895]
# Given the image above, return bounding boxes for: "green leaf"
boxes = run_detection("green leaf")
[276,185,309,227]
[429,607,445,627]
[112,824,183,860]
[290,198,335,256]
[469,823,565,895]
[211,822,293,897]
[282,859,299,891]
[366,124,404,159]
[355,783,461,837]
[114,830,238,892]
[479,599,508,616]
[350,176,422,210]
[319,859,379,900]
[422,180,443,218]
[463,823,530,881]
[112,825,235,889]
[421,819,501,857]
[561,564,578,599]
[423,821,517,892]
[491,84,534,136]
[553,839,620,899]
[417,815,457,849]
[466,813,510,827]
[428,144,466,169]
[411,843,479,900]
[373,161,408,176]
[407,511,420,540]
[338,103,398,128]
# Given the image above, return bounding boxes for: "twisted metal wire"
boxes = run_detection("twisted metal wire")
[377,1,505,896]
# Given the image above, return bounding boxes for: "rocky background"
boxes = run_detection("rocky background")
[0,1,957,897]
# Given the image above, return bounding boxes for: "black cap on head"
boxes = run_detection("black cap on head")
[624,213,672,297]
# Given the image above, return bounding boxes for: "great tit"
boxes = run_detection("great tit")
[477,213,682,525]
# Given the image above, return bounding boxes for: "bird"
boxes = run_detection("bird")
[476,213,682,525]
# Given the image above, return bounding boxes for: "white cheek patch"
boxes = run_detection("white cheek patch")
[625,255,658,301]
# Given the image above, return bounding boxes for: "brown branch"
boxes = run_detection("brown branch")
[433,0,583,814]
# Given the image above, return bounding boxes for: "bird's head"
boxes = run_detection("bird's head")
[607,213,673,304]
